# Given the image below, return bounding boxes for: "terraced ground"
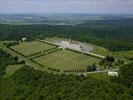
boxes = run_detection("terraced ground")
[11,41,56,57]
[1,38,131,74]
[5,38,132,73]
[45,37,133,63]
[33,49,100,71]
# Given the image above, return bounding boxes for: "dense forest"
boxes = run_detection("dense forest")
[0,49,17,76]
[0,49,133,100]
[0,49,24,77]
[0,18,133,99]
[0,19,133,51]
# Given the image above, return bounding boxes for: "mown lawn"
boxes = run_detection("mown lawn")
[88,72,110,81]
[11,41,56,57]
[34,49,100,71]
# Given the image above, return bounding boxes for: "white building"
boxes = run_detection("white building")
[61,40,81,51]
[108,71,118,76]
[61,41,70,45]
[22,37,27,42]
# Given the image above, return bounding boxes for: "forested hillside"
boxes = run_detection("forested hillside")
[0,49,18,76]
[0,19,133,51]
[0,65,133,100]
[0,41,133,100]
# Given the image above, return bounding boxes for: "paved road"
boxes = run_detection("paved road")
[85,52,105,58]
[86,69,119,74]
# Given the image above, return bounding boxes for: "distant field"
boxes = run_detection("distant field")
[112,50,133,63]
[11,41,56,57]
[34,49,100,71]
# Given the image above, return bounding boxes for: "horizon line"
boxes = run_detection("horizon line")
[1,12,133,15]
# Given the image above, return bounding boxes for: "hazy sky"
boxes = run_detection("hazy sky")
[1,0,133,14]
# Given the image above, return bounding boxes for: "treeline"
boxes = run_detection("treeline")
[110,63,133,88]
[0,49,14,76]
[7,46,26,57]
[63,69,86,73]
[0,49,133,99]
[27,47,58,58]
[47,67,60,72]
[0,65,133,100]
[29,48,61,60]
[0,18,133,51]
[37,40,58,47]
[0,49,24,76]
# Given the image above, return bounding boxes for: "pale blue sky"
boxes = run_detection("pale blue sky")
[1,0,133,14]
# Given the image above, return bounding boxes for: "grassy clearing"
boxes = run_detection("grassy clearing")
[91,45,133,63]
[0,41,4,48]
[88,72,110,81]
[34,49,100,71]
[45,37,133,63]
[1,44,51,72]
[4,64,23,78]
[1,38,133,74]
[112,51,133,63]
[114,51,133,58]
[91,44,109,56]
[11,41,56,57]
[45,37,69,43]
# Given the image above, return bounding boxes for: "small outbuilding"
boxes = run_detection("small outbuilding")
[22,37,27,42]
[108,71,118,76]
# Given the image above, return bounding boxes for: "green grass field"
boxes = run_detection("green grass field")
[4,64,23,78]
[11,41,56,57]
[2,37,132,73]
[88,72,110,81]
[6,40,101,72]
[34,49,100,71]
[45,37,133,63]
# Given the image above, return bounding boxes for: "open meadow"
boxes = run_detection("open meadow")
[33,49,100,71]
[6,37,133,73]
[4,64,23,78]
[11,41,56,57]
[8,40,100,72]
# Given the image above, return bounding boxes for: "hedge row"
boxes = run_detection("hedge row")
[31,48,62,59]
[4,42,19,47]
[46,48,62,54]
[31,59,61,72]
[27,47,57,58]
[27,51,42,58]
[30,59,45,68]
[30,59,61,72]
[47,67,60,72]
[125,57,133,61]
[7,46,26,58]
[36,40,58,47]
[63,69,86,73]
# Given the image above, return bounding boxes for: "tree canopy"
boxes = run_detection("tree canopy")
[119,63,133,88]
[0,19,133,51]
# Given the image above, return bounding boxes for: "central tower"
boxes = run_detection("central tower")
[69,37,72,45]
